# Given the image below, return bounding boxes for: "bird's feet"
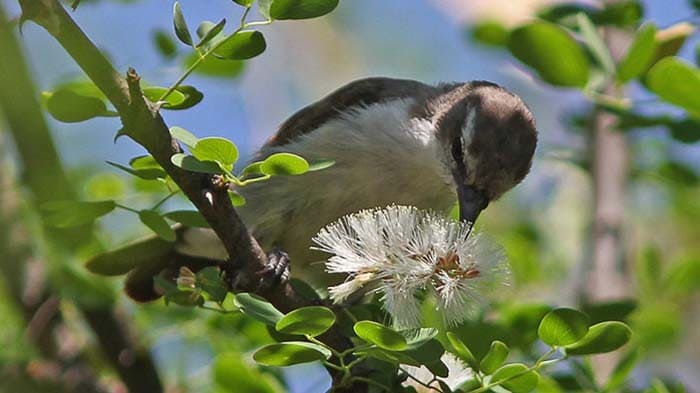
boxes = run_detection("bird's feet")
[256,248,291,290]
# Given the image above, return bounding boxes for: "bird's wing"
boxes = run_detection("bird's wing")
[265,77,435,147]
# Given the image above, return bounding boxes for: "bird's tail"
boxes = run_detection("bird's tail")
[85,226,221,302]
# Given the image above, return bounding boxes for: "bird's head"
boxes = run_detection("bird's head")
[432,81,537,223]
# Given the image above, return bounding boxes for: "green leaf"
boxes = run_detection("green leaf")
[228,191,246,206]
[270,0,339,20]
[354,347,418,366]
[173,2,193,46]
[354,321,407,351]
[669,118,700,143]
[470,20,509,47]
[165,288,204,306]
[663,257,700,296]
[143,86,186,108]
[130,155,161,169]
[538,308,590,346]
[184,52,245,78]
[138,210,176,242]
[402,328,439,349]
[446,332,479,370]
[307,159,335,172]
[617,23,658,83]
[171,153,223,174]
[577,13,616,76]
[491,363,540,393]
[167,85,204,110]
[261,153,309,175]
[241,161,264,177]
[234,293,284,325]
[164,210,209,228]
[508,22,589,87]
[646,23,695,73]
[596,0,644,27]
[215,30,267,60]
[404,339,445,365]
[196,19,226,49]
[233,0,254,6]
[213,352,276,393]
[85,173,126,199]
[42,200,116,227]
[196,266,227,302]
[106,161,166,180]
[169,126,199,148]
[153,29,177,59]
[46,89,108,123]
[480,341,509,375]
[258,0,273,19]
[254,341,331,366]
[647,57,700,118]
[276,306,336,337]
[565,321,632,355]
[192,137,239,168]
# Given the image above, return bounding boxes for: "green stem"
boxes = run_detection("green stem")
[399,367,440,392]
[158,7,272,102]
[238,174,271,186]
[467,348,563,393]
[152,189,179,210]
[115,203,140,214]
[308,335,344,360]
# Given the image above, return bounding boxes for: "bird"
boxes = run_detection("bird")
[91,77,537,300]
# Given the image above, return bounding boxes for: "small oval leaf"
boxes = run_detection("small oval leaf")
[46,89,108,123]
[173,2,193,46]
[164,210,210,228]
[228,191,247,206]
[213,352,276,393]
[508,21,589,87]
[42,200,116,228]
[192,137,239,167]
[261,153,309,175]
[171,153,223,174]
[480,341,510,375]
[617,23,658,83]
[143,86,186,107]
[253,342,331,366]
[196,19,226,48]
[138,210,176,242]
[446,332,479,370]
[270,0,339,20]
[166,86,204,110]
[647,57,700,118]
[215,30,267,60]
[184,52,245,78]
[169,126,199,148]
[538,308,590,346]
[354,321,407,351]
[276,306,336,337]
[565,321,632,355]
[491,363,540,393]
[234,293,284,326]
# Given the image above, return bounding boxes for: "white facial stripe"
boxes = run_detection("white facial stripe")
[459,108,478,184]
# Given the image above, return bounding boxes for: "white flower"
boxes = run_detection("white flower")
[312,205,510,327]
[402,353,474,392]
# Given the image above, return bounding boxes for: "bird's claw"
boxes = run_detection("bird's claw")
[256,248,291,290]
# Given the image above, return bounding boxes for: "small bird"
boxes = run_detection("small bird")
[103,77,537,299]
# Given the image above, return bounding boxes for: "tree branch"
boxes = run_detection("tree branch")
[16,0,358,388]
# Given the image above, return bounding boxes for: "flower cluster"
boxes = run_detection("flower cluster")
[312,205,510,327]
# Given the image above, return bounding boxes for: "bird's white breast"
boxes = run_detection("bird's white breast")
[178,99,456,287]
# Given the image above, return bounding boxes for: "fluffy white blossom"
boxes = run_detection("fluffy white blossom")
[312,205,510,327]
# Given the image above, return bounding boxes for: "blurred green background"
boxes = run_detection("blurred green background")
[1,0,699,392]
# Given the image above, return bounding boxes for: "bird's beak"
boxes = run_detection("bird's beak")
[457,183,489,224]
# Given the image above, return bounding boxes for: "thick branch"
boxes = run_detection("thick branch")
[17,0,358,387]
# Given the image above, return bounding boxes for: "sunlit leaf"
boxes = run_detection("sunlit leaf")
[234,293,283,325]
[192,137,239,168]
[233,0,255,6]
[307,159,335,172]
[354,321,407,351]
[617,23,658,83]
[84,173,126,199]
[196,19,226,49]
[480,341,509,375]
[253,342,331,366]
[647,57,700,118]
[184,52,245,78]
[229,191,246,206]
[143,87,186,107]
[565,321,632,355]
[261,153,309,175]
[470,20,509,47]
[215,31,267,60]
[538,308,590,346]
[139,210,176,241]
[508,22,589,87]
[46,89,109,123]
[167,86,204,110]
[276,306,336,337]
[170,126,199,148]
[153,29,177,59]
[270,0,339,20]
